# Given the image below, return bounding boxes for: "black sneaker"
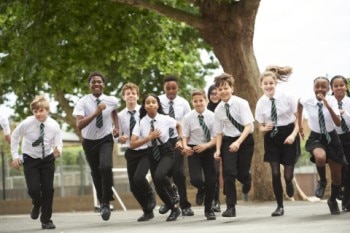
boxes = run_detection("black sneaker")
[166,208,181,221]
[205,210,216,220]
[41,221,56,230]
[159,205,170,214]
[181,208,194,216]
[137,211,154,222]
[327,199,340,215]
[100,203,111,221]
[315,181,327,198]
[212,200,221,212]
[30,205,40,220]
[222,207,236,217]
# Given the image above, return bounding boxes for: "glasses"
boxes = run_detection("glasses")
[210,92,217,96]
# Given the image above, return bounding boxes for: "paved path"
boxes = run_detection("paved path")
[0,200,349,233]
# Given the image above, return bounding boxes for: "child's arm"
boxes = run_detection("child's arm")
[297,99,304,139]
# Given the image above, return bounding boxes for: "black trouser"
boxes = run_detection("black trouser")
[213,160,220,203]
[221,134,254,206]
[23,153,55,224]
[82,134,114,204]
[188,147,216,211]
[148,142,175,210]
[125,148,154,213]
[169,138,191,209]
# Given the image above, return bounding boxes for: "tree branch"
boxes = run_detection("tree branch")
[111,0,204,30]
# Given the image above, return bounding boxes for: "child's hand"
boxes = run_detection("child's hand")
[53,146,61,158]
[12,158,22,170]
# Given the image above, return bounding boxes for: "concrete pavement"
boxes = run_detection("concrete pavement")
[0,200,349,233]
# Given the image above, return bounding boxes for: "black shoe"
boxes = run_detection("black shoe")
[242,176,252,194]
[30,205,40,220]
[222,207,236,217]
[101,203,111,221]
[286,182,294,198]
[137,211,154,222]
[41,221,56,230]
[159,205,170,214]
[271,207,284,217]
[327,199,340,215]
[171,184,180,204]
[166,208,181,221]
[205,210,216,220]
[337,188,344,201]
[181,207,194,216]
[212,201,221,212]
[315,181,327,198]
[196,188,205,205]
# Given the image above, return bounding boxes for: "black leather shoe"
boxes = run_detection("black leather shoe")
[101,203,111,221]
[286,182,294,198]
[196,188,205,205]
[242,176,252,194]
[315,181,327,198]
[327,199,340,215]
[271,207,284,217]
[41,221,56,230]
[137,211,154,222]
[205,210,216,220]
[159,205,170,214]
[222,207,236,217]
[166,208,181,221]
[181,208,194,216]
[212,201,221,212]
[30,205,40,220]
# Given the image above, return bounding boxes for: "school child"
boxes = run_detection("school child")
[255,66,300,216]
[158,75,193,216]
[11,95,62,230]
[182,90,217,220]
[117,83,156,221]
[330,75,350,211]
[130,93,184,221]
[213,73,255,217]
[298,76,343,215]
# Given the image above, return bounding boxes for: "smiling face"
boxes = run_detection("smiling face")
[314,78,330,100]
[192,93,207,114]
[123,87,139,106]
[216,81,233,102]
[89,76,105,97]
[164,81,178,100]
[331,77,347,100]
[260,75,276,98]
[209,88,220,104]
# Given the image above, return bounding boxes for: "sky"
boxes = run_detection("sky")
[2,0,350,116]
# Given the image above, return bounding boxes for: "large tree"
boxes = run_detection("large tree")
[112,0,273,200]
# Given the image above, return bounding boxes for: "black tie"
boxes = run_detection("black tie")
[168,101,175,137]
[150,119,161,161]
[32,123,45,158]
[128,110,136,137]
[317,102,331,143]
[96,98,103,128]
[270,98,278,137]
[198,115,210,142]
[224,103,244,132]
[338,101,349,133]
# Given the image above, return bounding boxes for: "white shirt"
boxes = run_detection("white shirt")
[11,116,63,160]
[300,95,340,133]
[159,94,191,138]
[118,105,147,150]
[73,94,119,140]
[133,113,177,147]
[183,109,215,145]
[334,95,350,134]
[214,95,255,137]
[0,115,11,136]
[255,90,297,126]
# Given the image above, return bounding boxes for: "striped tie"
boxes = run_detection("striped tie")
[129,110,136,137]
[270,98,278,137]
[150,119,161,161]
[168,101,175,137]
[317,102,331,143]
[96,98,103,128]
[32,123,45,158]
[198,115,211,142]
[224,103,244,132]
[338,101,349,133]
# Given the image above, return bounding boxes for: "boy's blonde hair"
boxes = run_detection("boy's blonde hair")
[121,82,140,96]
[191,89,207,101]
[30,95,50,111]
[214,73,235,88]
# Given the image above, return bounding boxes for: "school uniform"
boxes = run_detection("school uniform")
[0,114,11,136]
[11,116,63,225]
[159,94,192,210]
[334,96,350,210]
[72,93,118,204]
[118,105,155,214]
[255,90,300,165]
[300,95,344,164]
[213,95,255,207]
[183,109,216,213]
[133,113,177,211]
